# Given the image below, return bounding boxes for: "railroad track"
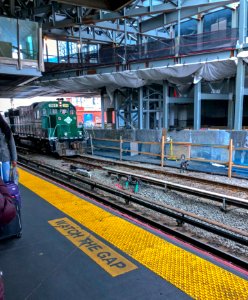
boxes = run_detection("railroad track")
[62,154,248,198]
[18,155,248,271]
[103,167,248,210]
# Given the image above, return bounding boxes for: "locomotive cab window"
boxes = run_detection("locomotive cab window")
[50,109,58,114]
[36,110,40,119]
[42,109,47,116]
[60,109,67,114]
[69,108,75,115]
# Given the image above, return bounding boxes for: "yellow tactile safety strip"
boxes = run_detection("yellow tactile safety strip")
[19,169,248,300]
[49,217,138,277]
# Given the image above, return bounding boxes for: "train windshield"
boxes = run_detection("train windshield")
[69,108,75,115]
[50,109,58,114]
[60,109,68,114]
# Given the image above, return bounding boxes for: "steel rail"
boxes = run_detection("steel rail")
[62,154,248,193]
[103,167,248,210]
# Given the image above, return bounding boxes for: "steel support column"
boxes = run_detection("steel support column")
[228,79,235,129]
[177,0,181,38]
[234,0,247,130]
[231,7,238,29]
[158,98,162,129]
[162,81,169,129]
[145,89,150,129]
[197,15,203,34]
[228,100,234,129]
[138,87,143,129]
[234,59,245,130]
[101,89,105,129]
[194,82,201,130]
[239,0,247,45]
[169,105,175,127]
[114,91,119,129]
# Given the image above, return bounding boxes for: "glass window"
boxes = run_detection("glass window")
[60,109,68,114]
[69,42,78,55]
[46,39,58,63]
[42,109,47,116]
[175,19,198,36]
[58,40,68,63]
[50,109,58,114]
[68,41,78,63]
[18,19,38,60]
[203,9,232,32]
[0,17,17,58]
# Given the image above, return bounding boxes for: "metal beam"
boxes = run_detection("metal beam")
[234,0,247,130]
[44,29,113,43]
[194,82,201,130]
[138,87,143,129]
[83,2,176,23]
[84,0,233,23]
[201,93,231,100]
[162,81,169,129]
[228,99,234,129]
[140,1,234,32]
[238,0,247,46]
[168,97,193,104]
[234,58,245,130]
[43,19,137,34]
[101,89,105,129]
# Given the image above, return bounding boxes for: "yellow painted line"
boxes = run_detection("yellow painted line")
[49,217,137,277]
[19,169,248,300]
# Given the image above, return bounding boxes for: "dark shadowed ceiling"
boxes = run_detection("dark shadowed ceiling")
[56,0,134,11]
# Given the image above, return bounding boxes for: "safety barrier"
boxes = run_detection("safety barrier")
[89,134,248,179]
[47,28,238,68]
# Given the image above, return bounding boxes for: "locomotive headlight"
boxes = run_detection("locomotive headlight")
[79,131,82,135]
[64,132,68,136]
[58,117,61,120]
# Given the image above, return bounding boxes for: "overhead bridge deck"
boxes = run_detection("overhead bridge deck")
[0,168,247,299]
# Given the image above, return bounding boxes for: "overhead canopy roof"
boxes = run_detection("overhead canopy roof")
[0,0,240,100]
[0,57,240,99]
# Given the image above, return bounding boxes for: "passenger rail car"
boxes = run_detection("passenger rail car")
[5,100,86,156]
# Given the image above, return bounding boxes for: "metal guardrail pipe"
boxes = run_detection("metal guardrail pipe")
[103,167,248,209]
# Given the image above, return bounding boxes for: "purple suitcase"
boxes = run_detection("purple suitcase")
[0,163,22,239]
[5,182,21,207]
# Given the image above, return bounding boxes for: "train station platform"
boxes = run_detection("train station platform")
[0,168,247,299]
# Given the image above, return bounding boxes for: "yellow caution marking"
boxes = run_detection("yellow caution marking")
[49,217,137,277]
[19,169,248,300]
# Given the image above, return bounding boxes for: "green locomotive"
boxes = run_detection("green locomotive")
[5,99,87,156]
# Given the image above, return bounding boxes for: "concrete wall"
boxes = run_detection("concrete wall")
[86,128,248,165]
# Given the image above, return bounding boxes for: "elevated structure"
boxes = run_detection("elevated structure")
[0,1,248,130]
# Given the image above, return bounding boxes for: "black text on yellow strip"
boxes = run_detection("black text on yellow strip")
[49,218,138,277]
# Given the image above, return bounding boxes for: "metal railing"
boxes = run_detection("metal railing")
[45,28,239,69]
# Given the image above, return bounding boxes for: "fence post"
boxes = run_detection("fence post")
[120,136,123,161]
[90,134,94,156]
[228,138,233,179]
[161,135,165,167]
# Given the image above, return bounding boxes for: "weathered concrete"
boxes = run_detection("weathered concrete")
[85,128,248,165]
